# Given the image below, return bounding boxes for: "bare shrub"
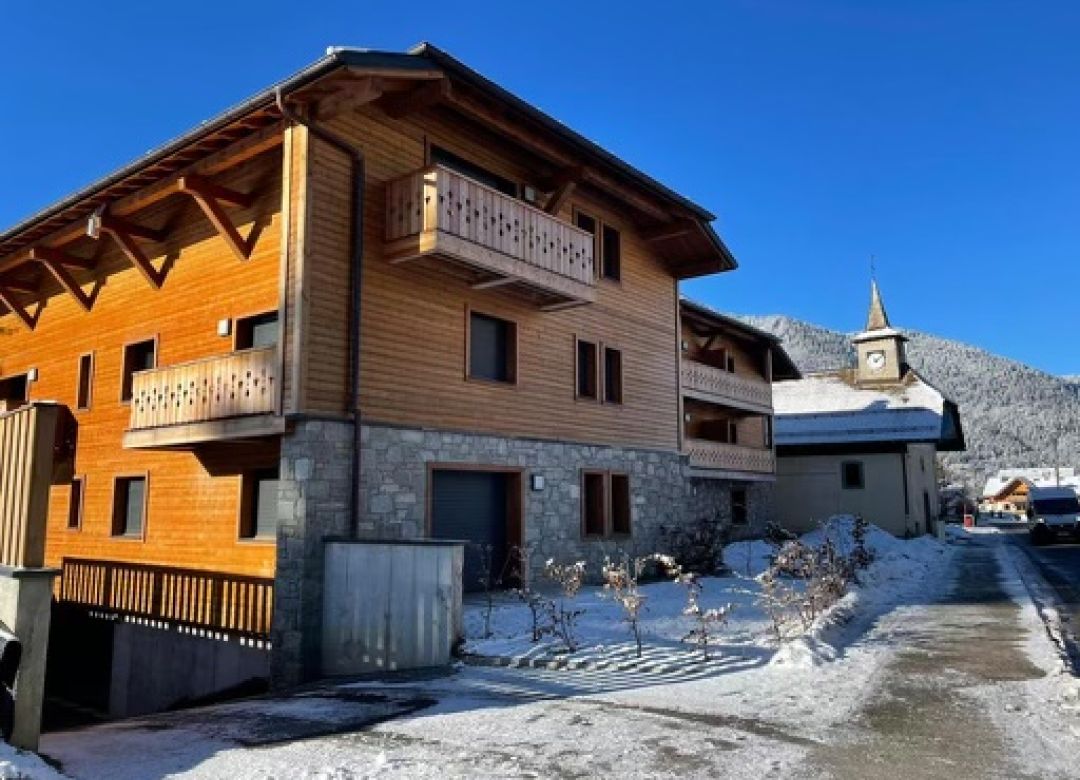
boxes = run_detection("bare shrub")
[659,515,729,575]
[677,572,734,661]
[542,559,587,652]
[601,553,680,657]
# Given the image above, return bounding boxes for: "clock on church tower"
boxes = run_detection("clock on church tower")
[852,281,908,385]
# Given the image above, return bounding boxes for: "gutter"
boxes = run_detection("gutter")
[275,86,366,539]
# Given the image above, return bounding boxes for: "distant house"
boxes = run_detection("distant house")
[980,468,1080,516]
[771,282,965,537]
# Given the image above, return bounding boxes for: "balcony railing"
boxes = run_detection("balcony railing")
[385,165,597,307]
[129,347,277,432]
[684,438,775,476]
[58,558,274,641]
[681,359,773,413]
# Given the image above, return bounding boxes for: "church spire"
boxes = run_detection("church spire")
[866,279,891,331]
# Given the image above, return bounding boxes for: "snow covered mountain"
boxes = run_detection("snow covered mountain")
[741,315,1080,493]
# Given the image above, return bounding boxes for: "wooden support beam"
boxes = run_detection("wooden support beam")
[471,276,516,290]
[0,289,40,330]
[543,168,584,216]
[35,257,96,312]
[641,218,698,242]
[178,174,254,208]
[87,209,167,289]
[314,76,385,120]
[380,78,451,119]
[177,175,255,262]
[540,299,590,313]
[27,246,95,270]
[0,277,38,294]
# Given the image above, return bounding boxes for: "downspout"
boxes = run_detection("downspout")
[275,87,365,538]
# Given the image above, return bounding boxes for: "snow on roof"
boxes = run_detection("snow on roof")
[773,370,948,446]
[980,468,1080,499]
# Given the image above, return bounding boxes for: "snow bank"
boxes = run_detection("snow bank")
[466,516,953,671]
[0,742,65,780]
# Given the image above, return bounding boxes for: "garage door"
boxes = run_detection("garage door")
[431,470,510,592]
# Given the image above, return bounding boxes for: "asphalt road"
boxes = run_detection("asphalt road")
[1001,525,1080,665]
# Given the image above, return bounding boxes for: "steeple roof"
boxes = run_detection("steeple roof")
[866,279,891,331]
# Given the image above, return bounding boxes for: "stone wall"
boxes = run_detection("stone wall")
[271,418,354,687]
[359,423,776,580]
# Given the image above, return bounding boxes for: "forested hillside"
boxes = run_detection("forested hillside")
[742,315,1080,493]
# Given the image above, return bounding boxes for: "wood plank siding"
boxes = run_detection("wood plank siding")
[0,146,283,578]
[296,108,682,450]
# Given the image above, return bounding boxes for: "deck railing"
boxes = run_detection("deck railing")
[58,558,274,641]
[681,360,773,412]
[0,403,62,568]
[129,347,277,431]
[386,165,597,289]
[684,438,775,475]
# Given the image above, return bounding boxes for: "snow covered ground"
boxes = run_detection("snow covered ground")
[36,520,976,779]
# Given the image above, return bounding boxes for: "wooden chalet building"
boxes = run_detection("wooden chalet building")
[0,43,778,716]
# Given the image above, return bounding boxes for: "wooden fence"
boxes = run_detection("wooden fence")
[0,403,62,568]
[58,558,274,641]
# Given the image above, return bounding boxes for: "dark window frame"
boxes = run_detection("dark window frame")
[111,474,149,540]
[575,337,599,401]
[731,488,748,526]
[234,310,279,351]
[841,461,865,490]
[239,466,281,542]
[573,207,622,283]
[581,470,632,539]
[466,308,518,385]
[603,345,623,405]
[120,337,158,404]
[429,144,519,197]
[0,373,29,409]
[76,352,94,411]
[67,476,86,531]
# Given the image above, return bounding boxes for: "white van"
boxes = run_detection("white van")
[1027,487,1080,544]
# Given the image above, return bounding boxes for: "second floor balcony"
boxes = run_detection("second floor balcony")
[385,165,597,309]
[681,358,773,414]
[124,346,284,449]
[684,438,775,479]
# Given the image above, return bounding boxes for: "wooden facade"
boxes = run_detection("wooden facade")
[0,46,736,659]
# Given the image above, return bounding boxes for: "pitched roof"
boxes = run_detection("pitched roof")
[773,368,964,449]
[866,279,891,331]
[678,298,802,380]
[981,468,1080,499]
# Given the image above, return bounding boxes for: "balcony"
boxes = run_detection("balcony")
[681,359,772,414]
[684,438,775,480]
[123,347,284,449]
[385,165,597,309]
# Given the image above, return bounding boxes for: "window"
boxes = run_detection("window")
[235,312,278,349]
[576,339,598,400]
[726,355,736,373]
[121,339,156,402]
[581,471,631,538]
[603,347,623,404]
[601,224,621,281]
[76,353,94,411]
[112,476,147,538]
[582,472,606,537]
[841,461,865,490]
[764,417,774,448]
[468,311,516,383]
[728,420,739,445]
[67,477,85,531]
[573,210,621,282]
[430,146,517,197]
[240,467,280,540]
[0,374,28,412]
[731,489,748,526]
[610,474,631,535]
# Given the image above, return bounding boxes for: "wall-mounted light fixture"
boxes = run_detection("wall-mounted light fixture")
[26,367,38,382]
[530,474,545,491]
[217,319,232,338]
[681,340,689,352]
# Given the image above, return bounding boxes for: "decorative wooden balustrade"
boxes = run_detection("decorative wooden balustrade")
[385,165,597,307]
[0,403,63,568]
[129,347,278,432]
[58,558,274,641]
[681,359,773,414]
[684,438,775,476]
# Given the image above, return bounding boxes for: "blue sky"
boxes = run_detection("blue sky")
[2,1,1078,373]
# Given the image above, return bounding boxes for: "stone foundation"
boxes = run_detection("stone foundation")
[359,423,775,579]
[271,418,354,687]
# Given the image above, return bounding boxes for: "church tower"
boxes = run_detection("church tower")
[852,280,908,385]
